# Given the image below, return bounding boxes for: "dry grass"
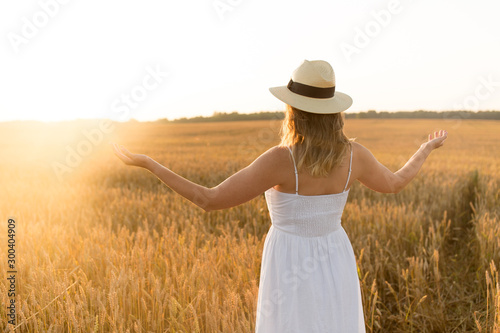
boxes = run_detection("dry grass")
[0,118,499,332]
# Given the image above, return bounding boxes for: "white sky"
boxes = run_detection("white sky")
[1,0,499,122]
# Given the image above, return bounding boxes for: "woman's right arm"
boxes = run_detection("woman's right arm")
[353,130,448,193]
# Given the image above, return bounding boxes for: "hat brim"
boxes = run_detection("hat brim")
[269,86,352,114]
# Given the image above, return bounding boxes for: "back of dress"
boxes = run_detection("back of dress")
[255,145,365,333]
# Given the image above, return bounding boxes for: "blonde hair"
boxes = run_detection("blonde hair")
[279,104,351,177]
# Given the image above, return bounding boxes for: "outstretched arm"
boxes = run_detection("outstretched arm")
[354,130,448,193]
[112,144,286,212]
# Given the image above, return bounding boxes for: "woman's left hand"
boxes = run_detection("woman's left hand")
[112,143,152,168]
[425,130,448,150]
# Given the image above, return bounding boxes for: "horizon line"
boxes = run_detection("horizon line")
[1,109,499,124]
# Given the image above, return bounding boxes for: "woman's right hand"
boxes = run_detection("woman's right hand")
[424,130,448,150]
[354,129,448,194]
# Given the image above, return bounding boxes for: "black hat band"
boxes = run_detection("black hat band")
[287,79,335,99]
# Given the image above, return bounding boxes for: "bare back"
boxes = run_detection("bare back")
[273,143,353,196]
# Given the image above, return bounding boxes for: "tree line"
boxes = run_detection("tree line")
[155,110,500,123]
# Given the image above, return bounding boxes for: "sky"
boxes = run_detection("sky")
[1,0,499,122]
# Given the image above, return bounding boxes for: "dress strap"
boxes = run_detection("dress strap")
[286,146,299,195]
[343,143,353,192]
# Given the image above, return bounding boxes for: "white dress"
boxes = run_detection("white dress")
[255,146,365,332]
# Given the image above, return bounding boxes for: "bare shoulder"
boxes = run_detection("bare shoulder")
[350,141,380,177]
[249,145,292,184]
[252,145,291,168]
[262,145,289,156]
[350,141,374,160]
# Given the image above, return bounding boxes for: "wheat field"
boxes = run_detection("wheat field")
[0,117,499,332]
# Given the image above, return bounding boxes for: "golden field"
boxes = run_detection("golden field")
[0,118,499,332]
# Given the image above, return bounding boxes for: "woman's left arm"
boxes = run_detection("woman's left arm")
[113,144,284,212]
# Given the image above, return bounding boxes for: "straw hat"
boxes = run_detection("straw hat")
[269,60,352,114]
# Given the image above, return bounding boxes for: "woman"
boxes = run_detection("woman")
[113,60,447,332]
